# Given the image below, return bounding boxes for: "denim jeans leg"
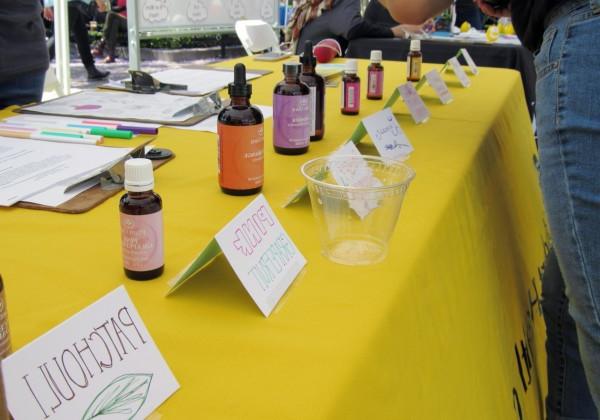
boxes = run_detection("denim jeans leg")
[535,0,600,418]
[542,249,597,419]
[0,70,46,109]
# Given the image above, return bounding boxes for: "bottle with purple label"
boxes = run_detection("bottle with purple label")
[367,50,384,100]
[119,158,164,280]
[341,59,360,115]
[273,63,311,155]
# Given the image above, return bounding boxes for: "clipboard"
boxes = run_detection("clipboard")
[98,66,273,97]
[17,91,225,127]
[16,142,175,214]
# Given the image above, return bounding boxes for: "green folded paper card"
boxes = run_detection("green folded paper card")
[166,238,222,295]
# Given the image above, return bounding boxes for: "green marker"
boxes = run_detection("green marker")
[90,127,133,139]
[40,130,84,139]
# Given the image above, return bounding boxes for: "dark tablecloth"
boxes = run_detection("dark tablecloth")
[346,38,536,117]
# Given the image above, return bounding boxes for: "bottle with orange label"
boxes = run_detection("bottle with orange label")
[218,63,264,195]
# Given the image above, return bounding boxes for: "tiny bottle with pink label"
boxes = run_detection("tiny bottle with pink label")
[367,50,384,100]
[341,59,360,115]
[119,158,164,280]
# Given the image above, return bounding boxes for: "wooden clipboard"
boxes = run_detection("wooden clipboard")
[16,147,175,214]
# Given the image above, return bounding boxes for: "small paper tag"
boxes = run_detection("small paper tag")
[329,142,382,219]
[397,83,431,124]
[362,108,414,160]
[215,194,306,317]
[447,57,471,88]
[424,70,453,104]
[460,48,479,75]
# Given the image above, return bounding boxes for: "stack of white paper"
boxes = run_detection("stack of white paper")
[0,136,132,207]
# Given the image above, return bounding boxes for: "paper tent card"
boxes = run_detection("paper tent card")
[168,194,307,317]
[2,286,179,420]
[447,57,471,88]
[361,108,414,160]
[459,48,479,75]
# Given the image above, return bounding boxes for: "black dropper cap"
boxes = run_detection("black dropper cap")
[300,40,316,67]
[228,63,252,97]
[283,62,302,77]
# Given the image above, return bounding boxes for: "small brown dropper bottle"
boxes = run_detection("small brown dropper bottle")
[406,39,422,82]
[300,40,326,141]
[119,158,164,281]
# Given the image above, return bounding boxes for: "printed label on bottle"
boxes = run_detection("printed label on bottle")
[368,70,383,97]
[218,122,264,190]
[120,211,164,272]
[342,81,360,112]
[309,86,316,136]
[407,57,422,81]
[273,93,310,149]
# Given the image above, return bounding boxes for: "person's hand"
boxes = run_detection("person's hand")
[473,0,511,18]
[391,23,430,39]
[43,7,54,21]
[391,25,408,38]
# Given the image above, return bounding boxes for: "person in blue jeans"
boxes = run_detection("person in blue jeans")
[380,0,600,417]
[0,1,49,109]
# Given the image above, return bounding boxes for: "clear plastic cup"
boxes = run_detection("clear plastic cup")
[301,155,415,265]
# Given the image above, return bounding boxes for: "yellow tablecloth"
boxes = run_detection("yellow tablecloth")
[0,57,548,419]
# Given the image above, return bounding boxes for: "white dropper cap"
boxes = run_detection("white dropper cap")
[410,39,421,51]
[370,50,382,63]
[124,158,154,192]
[345,59,358,74]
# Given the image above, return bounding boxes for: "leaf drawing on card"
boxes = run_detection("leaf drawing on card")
[82,373,153,420]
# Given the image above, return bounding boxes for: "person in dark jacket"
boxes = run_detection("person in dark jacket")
[381,0,600,417]
[0,0,49,108]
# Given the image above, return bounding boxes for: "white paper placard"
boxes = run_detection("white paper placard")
[424,70,453,104]
[362,108,414,160]
[215,194,306,317]
[329,141,364,185]
[447,57,471,88]
[397,83,431,124]
[2,286,179,420]
[460,48,479,75]
[329,142,382,219]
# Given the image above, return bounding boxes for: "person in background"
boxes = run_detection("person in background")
[287,0,425,54]
[381,0,600,417]
[0,0,49,108]
[95,0,127,63]
[43,0,110,80]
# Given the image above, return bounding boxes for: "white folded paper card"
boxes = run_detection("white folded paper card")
[362,108,414,160]
[424,70,453,104]
[329,142,382,219]
[397,83,431,124]
[168,194,306,317]
[460,48,479,75]
[2,286,179,420]
[447,57,471,88]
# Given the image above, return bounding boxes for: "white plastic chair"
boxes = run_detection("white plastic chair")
[234,20,282,56]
